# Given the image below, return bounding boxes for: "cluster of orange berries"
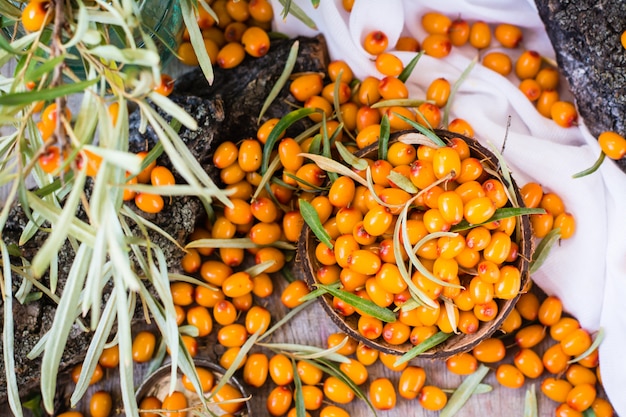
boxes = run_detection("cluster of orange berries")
[176,0,273,69]
[521,182,576,240]
[487,291,611,417]
[122,152,176,214]
[351,6,579,129]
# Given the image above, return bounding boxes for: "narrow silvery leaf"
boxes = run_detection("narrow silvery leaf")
[440,364,490,417]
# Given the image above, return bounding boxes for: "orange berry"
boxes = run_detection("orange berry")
[449,18,470,46]
[598,131,626,159]
[21,0,53,32]
[153,74,175,96]
[422,34,452,58]
[363,30,389,55]
[494,23,523,48]
[134,193,164,214]
[469,21,491,49]
[515,50,542,79]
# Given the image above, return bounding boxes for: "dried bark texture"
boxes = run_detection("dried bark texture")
[0,35,328,410]
[534,0,626,172]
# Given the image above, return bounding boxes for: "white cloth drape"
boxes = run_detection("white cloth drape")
[271,1,626,414]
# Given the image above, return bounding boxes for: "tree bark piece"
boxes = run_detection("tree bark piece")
[534,0,626,173]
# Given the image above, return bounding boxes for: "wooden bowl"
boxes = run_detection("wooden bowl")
[135,358,252,416]
[297,129,532,359]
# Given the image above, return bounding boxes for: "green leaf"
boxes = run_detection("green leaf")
[573,152,605,178]
[1,241,23,417]
[292,360,307,417]
[277,0,317,28]
[0,79,98,105]
[529,227,562,274]
[301,152,368,187]
[185,237,295,250]
[41,244,91,414]
[259,40,299,122]
[317,283,396,323]
[335,141,368,171]
[261,107,319,174]
[523,384,538,417]
[371,98,429,108]
[451,207,546,232]
[24,55,66,84]
[386,170,417,193]
[378,113,390,161]
[398,51,424,83]
[393,112,446,146]
[180,0,214,84]
[258,299,315,342]
[583,409,598,417]
[440,364,491,417]
[299,199,333,249]
[394,332,452,366]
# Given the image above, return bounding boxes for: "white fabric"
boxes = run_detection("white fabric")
[271,0,626,414]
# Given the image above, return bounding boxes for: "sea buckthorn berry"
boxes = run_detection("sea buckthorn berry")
[339,102,358,131]
[186,305,213,337]
[535,66,560,90]
[281,279,309,308]
[170,282,194,306]
[38,145,63,174]
[132,331,156,363]
[437,303,460,333]
[257,118,283,144]
[469,21,491,49]
[515,50,542,79]
[379,352,407,372]
[295,162,326,190]
[320,405,350,417]
[150,165,175,187]
[551,100,578,128]
[249,221,282,245]
[243,353,269,388]
[577,348,599,368]
[448,118,475,137]
[397,366,426,400]
[550,317,581,341]
[233,293,254,311]
[537,88,560,118]
[237,139,262,172]
[241,26,270,57]
[224,198,253,225]
[224,22,246,43]
[432,146,461,179]
[599,131,626,159]
[328,176,356,208]
[200,260,232,287]
[266,386,292,417]
[71,363,103,386]
[467,227,493,252]
[220,162,246,184]
[418,386,448,411]
[340,358,369,386]
[426,77,451,107]
[324,376,355,404]
[384,106,416,130]
[358,315,383,340]
[222,271,254,298]
[395,36,420,51]
[89,391,112,417]
[469,276,494,304]
[217,42,245,68]
[494,265,521,299]
[245,305,271,335]
[474,299,499,322]
[211,382,244,414]
[516,291,540,321]
[415,102,442,128]
[449,18,470,46]
[255,246,285,272]
[297,360,324,385]
[375,52,404,76]
[217,323,248,347]
[496,363,525,389]
[538,295,563,326]
[464,196,496,224]
[422,34,452,58]
[483,231,511,264]
[378,76,409,100]
[561,328,592,357]
[195,286,225,308]
[540,192,565,216]
[542,377,574,403]
[22,0,54,32]
[567,383,596,412]
[591,398,614,417]
[555,403,584,417]
[299,385,323,411]
[181,248,201,273]
[482,51,513,76]
[515,323,546,349]
[327,333,358,355]
[135,192,164,213]
[249,0,274,22]
[369,378,396,410]
[98,345,119,369]
[290,73,324,102]
[328,60,354,83]
[472,337,506,363]
[495,23,523,48]
[358,77,382,106]
[520,182,543,208]
[139,395,162,417]
[566,363,597,386]
[543,343,570,374]
[446,352,478,375]
[356,342,379,366]
[514,348,544,378]
[554,212,576,239]
[162,391,187,417]
[153,74,174,96]
[519,78,542,102]
[182,367,215,393]
[251,273,273,299]
[282,210,304,242]
[363,30,389,55]
[421,12,452,34]
[382,321,411,345]
[437,191,464,225]
[531,212,554,238]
